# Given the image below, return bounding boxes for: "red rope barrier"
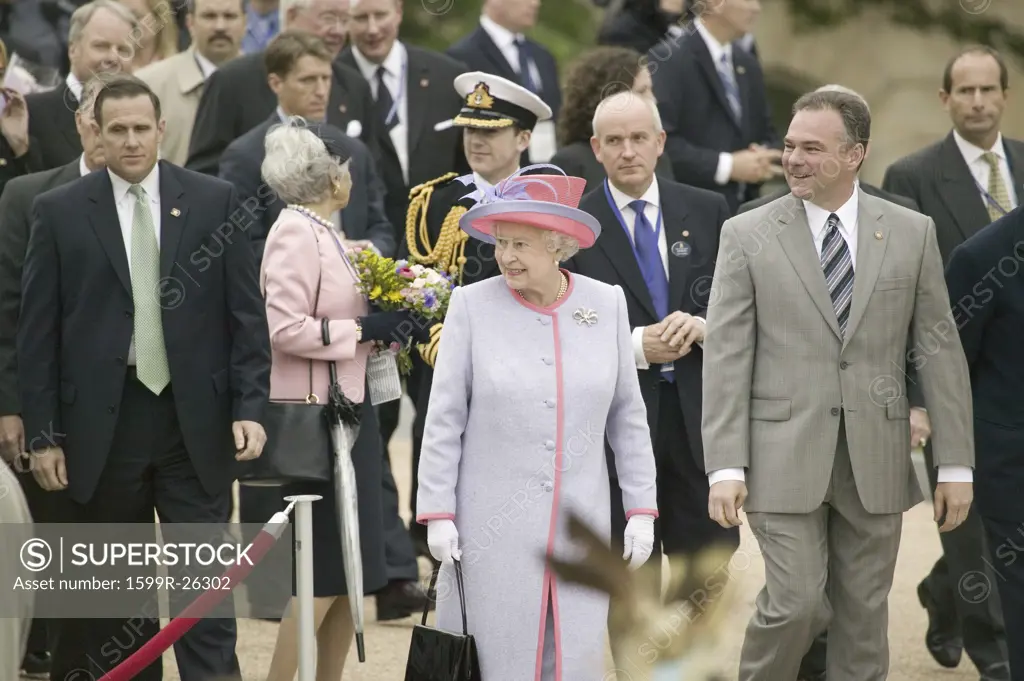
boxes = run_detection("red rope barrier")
[98,513,291,681]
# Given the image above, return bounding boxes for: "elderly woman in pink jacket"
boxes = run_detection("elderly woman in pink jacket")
[416,168,659,680]
[259,118,429,681]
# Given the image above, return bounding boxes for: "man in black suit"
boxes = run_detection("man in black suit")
[23,0,138,172]
[882,45,1018,680]
[218,30,395,262]
[446,0,560,164]
[0,72,109,680]
[648,0,780,214]
[944,204,1024,680]
[568,89,736,582]
[18,74,270,681]
[339,0,468,237]
[186,0,382,177]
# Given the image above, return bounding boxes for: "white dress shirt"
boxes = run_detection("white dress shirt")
[194,50,219,80]
[65,72,83,102]
[953,129,1019,212]
[351,41,409,185]
[78,153,91,177]
[693,19,738,187]
[109,164,162,366]
[708,187,972,486]
[478,14,555,162]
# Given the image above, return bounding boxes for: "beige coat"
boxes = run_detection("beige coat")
[136,47,208,166]
[702,189,974,515]
[0,464,33,678]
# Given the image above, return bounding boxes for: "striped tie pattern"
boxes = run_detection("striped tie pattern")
[982,151,1011,222]
[717,53,742,122]
[821,213,854,336]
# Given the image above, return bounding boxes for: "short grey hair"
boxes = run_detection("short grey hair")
[68,0,139,45]
[591,89,663,138]
[793,88,871,150]
[544,231,580,262]
[261,117,351,206]
[78,72,119,116]
[814,84,871,115]
[279,0,314,27]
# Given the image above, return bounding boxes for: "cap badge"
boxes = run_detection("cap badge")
[468,82,495,109]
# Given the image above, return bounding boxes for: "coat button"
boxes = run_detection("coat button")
[840,361,849,369]
[831,407,840,416]
[124,310,132,318]
[107,406,116,414]
[541,481,553,492]
[542,357,553,365]
[545,399,555,408]
[544,440,555,450]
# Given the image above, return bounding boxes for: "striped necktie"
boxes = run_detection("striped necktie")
[821,213,854,337]
[982,151,1011,222]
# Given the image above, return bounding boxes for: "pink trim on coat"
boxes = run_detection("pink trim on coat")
[415,513,455,524]
[514,275,570,681]
[626,508,660,520]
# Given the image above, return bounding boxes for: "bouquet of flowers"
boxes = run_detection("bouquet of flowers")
[347,249,455,378]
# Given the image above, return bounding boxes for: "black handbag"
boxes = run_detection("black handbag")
[404,560,482,681]
[238,227,336,487]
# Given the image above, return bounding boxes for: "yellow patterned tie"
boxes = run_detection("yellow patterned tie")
[982,151,1011,222]
[129,184,171,394]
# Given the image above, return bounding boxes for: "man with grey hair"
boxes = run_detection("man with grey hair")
[704,88,974,681]
[23,0,138,172]
[572,88,734,595]
[0,72,112,678]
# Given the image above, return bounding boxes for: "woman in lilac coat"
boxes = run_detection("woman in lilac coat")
[416,168,659,680]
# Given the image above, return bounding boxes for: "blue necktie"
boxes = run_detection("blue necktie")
[514,38,539,93]
[630,200,673,382]
[717,53,742,122]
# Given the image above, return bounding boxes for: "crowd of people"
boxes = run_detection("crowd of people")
[0,0,1021,680]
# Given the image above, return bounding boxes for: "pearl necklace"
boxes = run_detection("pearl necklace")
[517,272,567,304]
[287,204,334,230]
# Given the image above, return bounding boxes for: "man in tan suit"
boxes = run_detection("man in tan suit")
[702,89,975,680]
[136,0,246,165]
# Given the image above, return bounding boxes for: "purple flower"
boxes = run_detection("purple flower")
[424,292,436,308]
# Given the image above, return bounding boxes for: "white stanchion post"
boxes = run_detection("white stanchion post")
[285,494,322,681]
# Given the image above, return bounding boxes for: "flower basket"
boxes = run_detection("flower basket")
[366,344,403,405]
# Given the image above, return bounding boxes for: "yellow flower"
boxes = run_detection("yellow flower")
[369,285,382,299]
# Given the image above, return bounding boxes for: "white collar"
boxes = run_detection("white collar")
[109,162,160,204]
[694,18,733,64]
[66,72,83,101]
[79,154,92,177]
[803,186,859,243]
[194,50,219,79]
[480,13,524,49]
[472,167,520,192]
[953,128,1005,164]
[607,178,660,212]
[351,40,406,81]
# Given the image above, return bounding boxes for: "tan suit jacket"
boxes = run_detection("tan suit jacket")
[702,189,974,515]
[136,48,207,166]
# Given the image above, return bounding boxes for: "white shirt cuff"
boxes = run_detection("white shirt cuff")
[936,465,973,483]
[632,326,649,370]
[708,467,745,485]
[694,315,705,347]
[715,153,733,186]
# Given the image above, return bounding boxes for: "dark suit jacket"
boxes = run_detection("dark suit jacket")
[737,181,920,215]
[882,130,1024,265]
[944,205,1024,521]
[567,177,730,470]
[0,159,82,416]
[648,29,778,213]
[185,52,381,177]
[0,134,34,199]
[218,114,396,260]
[337,44,469,235]
[597,6,670,56]
[17,160,271,504]
[550,140,675,193]
[24,81,80,172]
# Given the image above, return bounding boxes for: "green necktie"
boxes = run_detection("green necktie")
[982,151,1011,222]
[129,184,170,395]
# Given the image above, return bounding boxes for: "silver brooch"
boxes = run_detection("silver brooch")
[573,308,598,327]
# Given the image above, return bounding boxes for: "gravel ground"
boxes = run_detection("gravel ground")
[132,399,985,680]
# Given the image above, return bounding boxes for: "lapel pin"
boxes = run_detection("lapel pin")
[682,230,690,237]
[874,230,883,240]
[671,240,691,257]
[170,208,181,217]
[338,104,347,114]
[573,308,598,327]
[737,66,746,75]
[420,78,429,87]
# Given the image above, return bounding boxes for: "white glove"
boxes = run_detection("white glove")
[427,518,462,564]
[623,514,655,570]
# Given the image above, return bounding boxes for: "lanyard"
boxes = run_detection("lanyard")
[602,179,662,260]
[381,59,407,128]
[975,178,1010,217]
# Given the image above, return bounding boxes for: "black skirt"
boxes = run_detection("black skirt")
[282,390,388,598]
